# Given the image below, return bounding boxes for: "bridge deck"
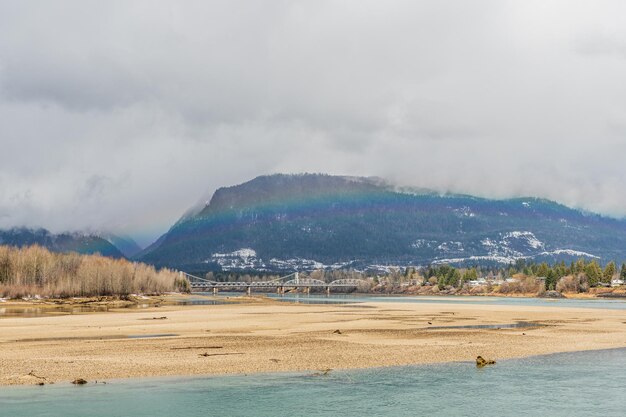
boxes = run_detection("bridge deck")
[189,282,357,288]
[182,272,365,292]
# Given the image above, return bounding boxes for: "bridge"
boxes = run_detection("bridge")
[181,272,366,295]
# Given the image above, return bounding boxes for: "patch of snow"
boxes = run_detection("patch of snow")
[538,249,600,259]
[481,238,497,248]
[210,248,263,270]
[212,248,257,260]
[503,231,544,249]
[433,247,600,266]
[475,231,545,261]
[328,261,355,270]
[231,248,256,258]
[269,258,325,271]
[411,239,437,249]
[366,264,402,273]
[453,206,475,218]
[433,255,519,265]
[207,249,354,272]
[436,241,464,253]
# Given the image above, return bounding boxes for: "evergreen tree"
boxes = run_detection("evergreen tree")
[545,269,557,291]
[450,269,462,287]
[575,258,586,274]
[603,261,617,284]
[437,275,445,290]
[585,261,602,287]
[462,268,478,284]
[537,263,550,278]
[621,263,626,281]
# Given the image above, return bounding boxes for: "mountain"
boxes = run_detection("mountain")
[0,227,125,258]
[100,233,143,258]
[138,173,626,272]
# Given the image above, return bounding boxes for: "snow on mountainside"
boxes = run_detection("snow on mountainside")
[538,249,600,259]
[431,231,545,264]
[210,248,263,270]
[212,231,601,272]
[208,248,332,272]
[138,174,626,272]
[433,231,599,265]
[207,247,396,273]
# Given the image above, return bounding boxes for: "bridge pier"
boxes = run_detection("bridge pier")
[246,286,251,296]
[213,288,218,295]
[326,286,330,296]
[305,287,310,295]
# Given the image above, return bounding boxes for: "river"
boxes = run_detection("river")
[2,348,625,416]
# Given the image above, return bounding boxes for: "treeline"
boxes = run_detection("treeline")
[505,259,625,290]
[202,258,626,295]
[390,258,626,292]
[0,245,189,299]
[384,258,626,292]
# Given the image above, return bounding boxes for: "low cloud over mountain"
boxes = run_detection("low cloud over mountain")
[1,2,626,245]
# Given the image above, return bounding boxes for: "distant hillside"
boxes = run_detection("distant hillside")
[138,173,626,272]
[100,233,143,258]
[0,228,125,258]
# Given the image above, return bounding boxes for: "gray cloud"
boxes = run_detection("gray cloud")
[1,0,626,246]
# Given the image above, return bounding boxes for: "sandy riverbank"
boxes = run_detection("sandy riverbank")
[2,296,626,385]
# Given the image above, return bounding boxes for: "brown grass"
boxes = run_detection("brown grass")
[0,245,188,298]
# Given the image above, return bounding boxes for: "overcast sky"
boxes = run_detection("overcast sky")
[1,1,626,246]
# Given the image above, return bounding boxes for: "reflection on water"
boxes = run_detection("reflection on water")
[13,334,180,342]
[272,297,356,305]
[427,321,544,330]
[197,292,362,305]
[127,334,178,339]
[238,292,626,310]
[171,297,229,306]
[0,305,112,318]
[4,291,626,319]
[2,348,626,416]
[0,296,229,319]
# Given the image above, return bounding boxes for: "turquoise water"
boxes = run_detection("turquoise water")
[2,348,626,416]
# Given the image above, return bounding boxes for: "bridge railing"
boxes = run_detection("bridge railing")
[182,271,369,290]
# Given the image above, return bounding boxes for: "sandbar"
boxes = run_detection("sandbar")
[2,296,626,385]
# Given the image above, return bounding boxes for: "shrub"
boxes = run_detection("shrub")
[496,277,541,294]
[556,274,588,293]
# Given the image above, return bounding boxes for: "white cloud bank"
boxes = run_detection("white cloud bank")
[1,1,626,245]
